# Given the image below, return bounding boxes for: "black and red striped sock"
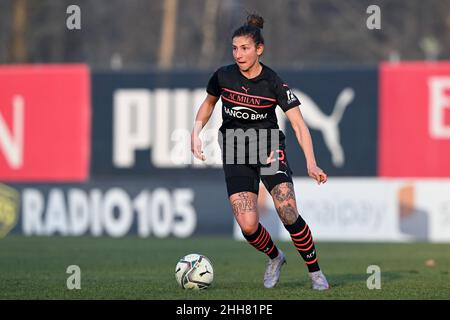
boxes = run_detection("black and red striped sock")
[284,215,320,272]
[242,223,279,259]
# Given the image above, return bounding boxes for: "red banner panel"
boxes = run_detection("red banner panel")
[379,62,450,177]
[0,65,90,181]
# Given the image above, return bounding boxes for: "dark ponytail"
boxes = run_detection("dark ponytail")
[232,13,265,45]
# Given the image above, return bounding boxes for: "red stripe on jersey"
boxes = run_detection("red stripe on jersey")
[222,96,274,109]
[222,88,277,102]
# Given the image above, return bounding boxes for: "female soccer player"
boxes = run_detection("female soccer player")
[191,14,329,290]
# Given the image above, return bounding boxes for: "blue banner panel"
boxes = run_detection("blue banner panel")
[90,67,377,178]
[280,67,378,176]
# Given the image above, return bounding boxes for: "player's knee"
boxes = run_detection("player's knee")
[240,221,259,235]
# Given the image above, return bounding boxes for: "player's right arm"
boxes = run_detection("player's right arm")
[191,94,219,161]
[285,107,327,185]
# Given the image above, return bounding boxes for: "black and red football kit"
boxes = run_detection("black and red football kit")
[207,63,301,196]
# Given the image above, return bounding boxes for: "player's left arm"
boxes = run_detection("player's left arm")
[285,107,327,185]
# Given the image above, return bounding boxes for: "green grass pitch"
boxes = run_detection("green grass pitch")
[0,236,449,299]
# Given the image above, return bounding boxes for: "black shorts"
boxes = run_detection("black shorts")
[222,149,294,197]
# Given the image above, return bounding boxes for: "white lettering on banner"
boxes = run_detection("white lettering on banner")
[68,189,90,236]
[134,190,150,237]
[112,88,353,169]
[23,189,44,235]
[150,188,173,238]
[0,95,24,169]
[21,187,196,238]
[429,77,450,138]
[114,90,152,167]
[44,189,69,235]
[172,189,196,238]
[103,188,133,237]
[90,189,103,236]
[113,89,222,168]
[153,89,172,167]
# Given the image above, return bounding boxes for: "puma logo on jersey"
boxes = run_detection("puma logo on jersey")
[241,86,249,93]
[276,170,288,177]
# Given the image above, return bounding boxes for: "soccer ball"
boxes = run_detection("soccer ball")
[175,253,214,290]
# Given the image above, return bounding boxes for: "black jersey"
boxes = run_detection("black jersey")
[206,63,300,163]
[207,63,300,132]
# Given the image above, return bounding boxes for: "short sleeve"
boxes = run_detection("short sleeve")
[274,75,300,112]
[206,70,221,97]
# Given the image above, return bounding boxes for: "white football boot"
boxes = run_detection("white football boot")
[309,270,330,290]
[263,250,286,288]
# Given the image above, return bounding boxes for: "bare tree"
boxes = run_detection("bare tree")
[10,0,27,63]
[199,0,220,67]
[158,0,178,68]
[2,0,450,68]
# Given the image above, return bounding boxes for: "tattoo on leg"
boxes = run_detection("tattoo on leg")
[271,183,298,224]
[271,182,296,202]
[231,192,256,218]
[276,203,298,225]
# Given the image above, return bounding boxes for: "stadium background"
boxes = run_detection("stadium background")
[1,0,450,300]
